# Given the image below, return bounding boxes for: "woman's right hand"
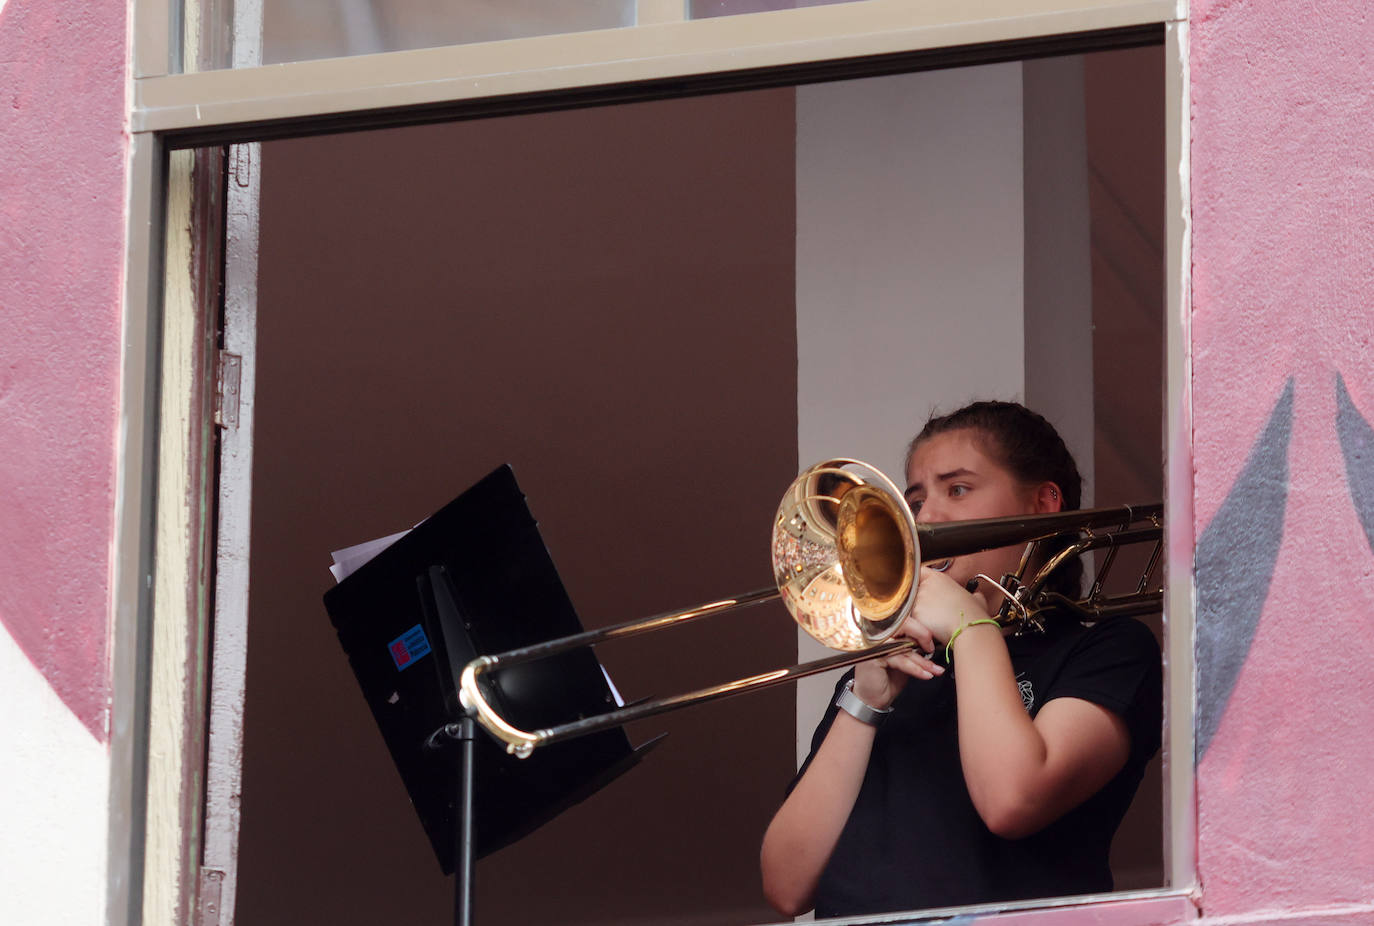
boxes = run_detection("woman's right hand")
[762,614,940,915]
[851,616,943,708]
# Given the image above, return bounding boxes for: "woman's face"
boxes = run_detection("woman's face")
[903,428,1048,594]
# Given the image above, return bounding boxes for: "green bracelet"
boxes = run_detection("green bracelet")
[945,618,1001,663]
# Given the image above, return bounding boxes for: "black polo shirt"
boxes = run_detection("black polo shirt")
[793,615,1162,918]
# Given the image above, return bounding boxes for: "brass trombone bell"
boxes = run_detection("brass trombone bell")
[771,460,918,651]
[459,459,1163,757]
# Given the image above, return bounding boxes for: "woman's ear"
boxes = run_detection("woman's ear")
[1034,482,1063,513]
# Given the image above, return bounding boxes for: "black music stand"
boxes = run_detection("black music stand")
[323,466,661,926]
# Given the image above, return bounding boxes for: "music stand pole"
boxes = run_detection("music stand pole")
[454,717,476,926]
[427,718,477,926]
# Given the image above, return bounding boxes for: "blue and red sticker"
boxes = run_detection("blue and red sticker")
[388,624,432,671]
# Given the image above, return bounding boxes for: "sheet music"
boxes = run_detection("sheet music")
[328,529,411,582]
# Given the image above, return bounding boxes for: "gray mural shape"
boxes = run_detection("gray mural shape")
[1195,379,1293,762]
[1336,373,1374,555]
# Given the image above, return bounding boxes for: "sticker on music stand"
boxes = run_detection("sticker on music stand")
[388,624,432,671]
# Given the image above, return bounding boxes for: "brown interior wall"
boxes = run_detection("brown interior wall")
[1085,44,1167,890]
[1087,45,1166,508]
[236,89,799,926]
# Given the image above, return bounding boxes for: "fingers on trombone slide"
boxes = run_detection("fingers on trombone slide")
[873,645,943,680]
[896,615,937,655]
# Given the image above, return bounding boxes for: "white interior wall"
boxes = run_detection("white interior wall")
[794,63,1026,765]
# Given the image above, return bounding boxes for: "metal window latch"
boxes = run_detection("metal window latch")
[196,867,226,926]
[215,352,242,430]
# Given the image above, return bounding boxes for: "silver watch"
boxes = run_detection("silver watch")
[835,679,893,727]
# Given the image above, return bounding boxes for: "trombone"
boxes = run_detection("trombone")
[459,459,1163,757]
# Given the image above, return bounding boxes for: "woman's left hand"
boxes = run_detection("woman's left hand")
[912,566,994,642]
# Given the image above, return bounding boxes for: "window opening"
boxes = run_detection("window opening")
[192,40,1170,926]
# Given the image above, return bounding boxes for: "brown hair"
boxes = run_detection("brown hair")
[907,401,1084,598]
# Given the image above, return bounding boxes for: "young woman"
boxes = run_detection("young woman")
[760,401,1162,918]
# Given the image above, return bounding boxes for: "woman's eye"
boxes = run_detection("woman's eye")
[949,485,970,498]
[907,498,924,514]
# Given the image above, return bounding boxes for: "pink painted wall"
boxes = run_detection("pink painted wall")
[1190,0,1374,921]
[0,0,126,920]
[0,0,127,743]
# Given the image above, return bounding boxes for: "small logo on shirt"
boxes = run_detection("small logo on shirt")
[1016,673,1034,712]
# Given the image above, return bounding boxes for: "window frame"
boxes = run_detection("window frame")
[112,2,1195,924]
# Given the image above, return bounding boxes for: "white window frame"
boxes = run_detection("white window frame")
[111,2,1194,924]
